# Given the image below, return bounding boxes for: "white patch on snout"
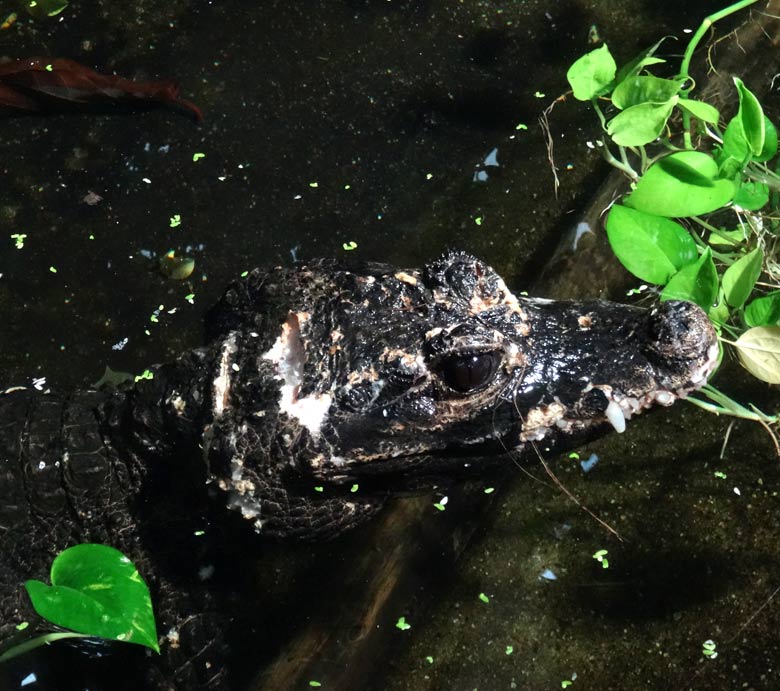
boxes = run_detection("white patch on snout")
[263,312,332,437]
[505,342,525,369]
[213,333,238,418]
[520,402,566,442]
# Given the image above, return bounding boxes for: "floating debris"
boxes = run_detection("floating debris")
[159,251,195,280]
[93,366,134,388]
[433,495,448,511]
[134,369,154,383]
[1,12,18,30]
[395,616,411,631]
[592,549,609,569]
[580,453,599,473]
[483,147,499,167]
[82,191,103,206]
[702,639,718,659]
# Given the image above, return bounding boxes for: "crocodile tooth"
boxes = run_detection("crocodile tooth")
[605,399,626,433]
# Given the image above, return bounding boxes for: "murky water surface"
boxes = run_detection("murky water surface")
[2,2,780,690]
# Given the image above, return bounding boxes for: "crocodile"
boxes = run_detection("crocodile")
[0,251,718,689]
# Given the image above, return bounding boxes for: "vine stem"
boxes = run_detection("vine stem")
[600,138,640,181]
[0,632,89,663]
[678,0,761,83]
[677,0,761,148]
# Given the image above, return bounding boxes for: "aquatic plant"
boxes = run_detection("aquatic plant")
[566,0,780,426]
[0,544,158,662]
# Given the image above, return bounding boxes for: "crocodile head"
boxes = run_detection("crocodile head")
[205,251,718,536]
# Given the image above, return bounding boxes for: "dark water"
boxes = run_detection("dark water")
[3,1,779,690]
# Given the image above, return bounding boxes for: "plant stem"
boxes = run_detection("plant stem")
[689,217,744,257]
[591,98,607,130]
[0,632,89,663]
[687,384,779,424]
[677,0,761,147]
[678,0,761,85]
[639,145,649,174]
[745,162,780,190]
[600,141,640,181]
[691,215,747,245]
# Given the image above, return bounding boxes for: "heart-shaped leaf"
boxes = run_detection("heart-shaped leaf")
[722,247,763,308]
[677,98,720,125]
[567,45,616,101]
[745,292,780,327]
[735,326,780,383]
[607,98,677,146]
[660,248,718,312]
[612,75,683,110]
[733,77,766,157]
[625,151,736,217]
[733,179,769,211]
[25,544,158,653]
[605,205,697,284]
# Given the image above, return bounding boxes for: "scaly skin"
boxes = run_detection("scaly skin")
[0,252,718,689]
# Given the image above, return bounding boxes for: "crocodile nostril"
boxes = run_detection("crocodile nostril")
[645,300,717,361]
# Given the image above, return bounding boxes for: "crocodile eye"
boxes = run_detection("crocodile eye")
[439,351,501,393]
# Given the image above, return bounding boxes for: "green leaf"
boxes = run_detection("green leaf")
[722,247,763,308]
[93,365,134,388]
[757,117,778,162]
[606,98,676,146]
[745,292,780,327]
[605,205,697,284]
[721,81,776,165]
[567,45,616,101]
[676,98,720,125]
[721,117,751,164]
[715,144,746,180]
[733,179,769,211]
[24,0,68,19]
[735,326,780,383]
[660,248,718,312]
[733,78,766,157]
[708,228,746,248]
[612,76,683,110]
[396,616,411,631]
[624,151,736,217]
[709,293,730,326]
[25,544,159,653]
[614,38,667,85]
